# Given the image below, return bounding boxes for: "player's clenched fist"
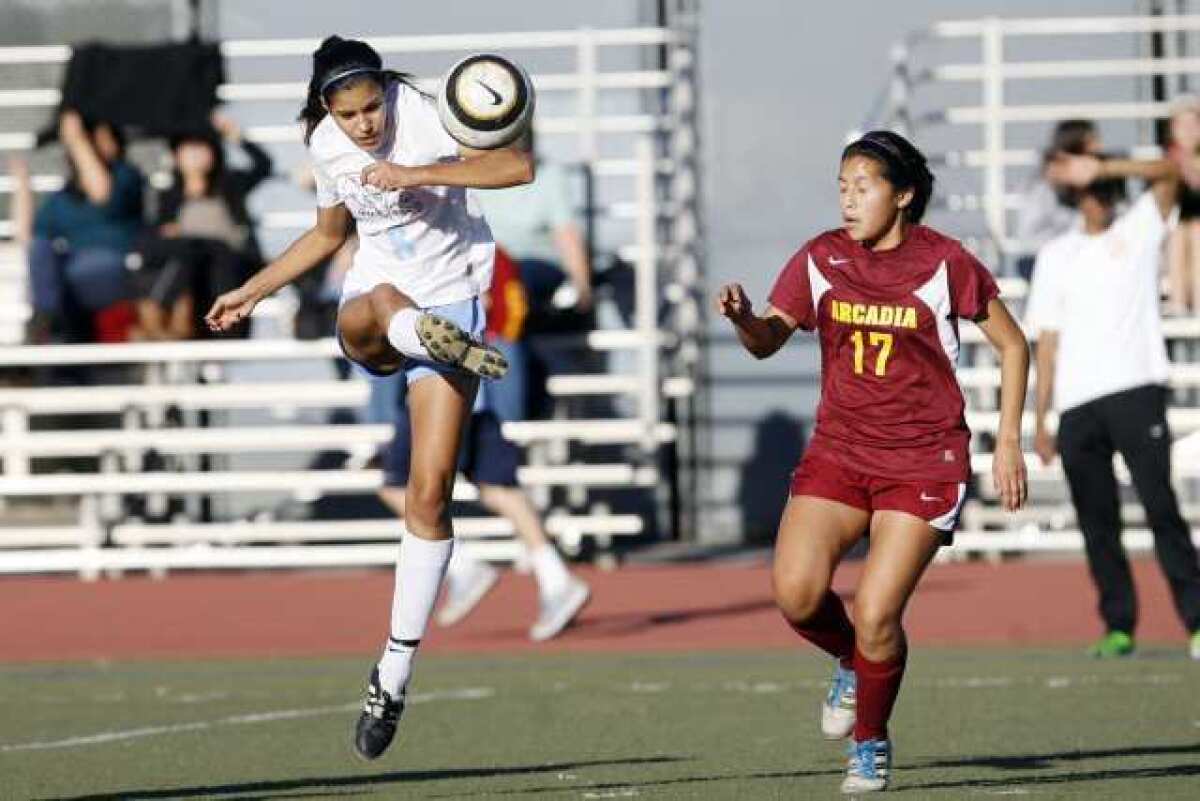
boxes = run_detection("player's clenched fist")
[716,283,753,324]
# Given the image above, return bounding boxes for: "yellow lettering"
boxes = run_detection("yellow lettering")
[864,305,879,326]
[878,306,895,326]
[901,308,917,329]
[852,304,866,324]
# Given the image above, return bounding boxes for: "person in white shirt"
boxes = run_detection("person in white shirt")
[1027,151,1200,661]
[204,36,535,760]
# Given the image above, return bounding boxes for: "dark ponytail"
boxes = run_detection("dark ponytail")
[298,35,419,145]
[841,130,935,224]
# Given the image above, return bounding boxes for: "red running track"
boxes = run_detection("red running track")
[0,557,1193,663]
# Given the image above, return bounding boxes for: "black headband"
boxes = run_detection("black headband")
[847,135,917,184]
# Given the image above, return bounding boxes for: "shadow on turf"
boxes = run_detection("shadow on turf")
[894,742,1200,792]
[915,741,1200,771]
[566,598,781,637]
[426,744,1200,797]
[38,756,688,801]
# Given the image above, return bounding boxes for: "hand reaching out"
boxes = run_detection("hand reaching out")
[715,282,754,325]
[205,284,260,333]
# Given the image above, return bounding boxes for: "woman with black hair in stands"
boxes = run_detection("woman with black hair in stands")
[28,110,144,344]
[132,112,272,340]
[716,130,1029,793]
[205,35,533,761]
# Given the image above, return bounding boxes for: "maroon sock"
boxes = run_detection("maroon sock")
[785,591,855,669]
[852,645,907,741]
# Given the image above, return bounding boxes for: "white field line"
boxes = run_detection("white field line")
[0,686,493,753]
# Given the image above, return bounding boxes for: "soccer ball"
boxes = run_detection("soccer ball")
[437,53,534,150]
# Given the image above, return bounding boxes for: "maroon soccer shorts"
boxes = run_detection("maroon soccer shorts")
[789,453,967,542]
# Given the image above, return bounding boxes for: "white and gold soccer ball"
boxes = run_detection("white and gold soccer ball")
[436,53,535,150]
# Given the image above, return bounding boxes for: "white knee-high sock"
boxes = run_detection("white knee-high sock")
[385,308,429,360]
[377,534,454,695]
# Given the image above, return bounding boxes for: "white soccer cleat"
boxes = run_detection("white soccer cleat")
[530,577,591,642]
[841,738,891,794]
[821,663,857,740]
[436,562,500,627]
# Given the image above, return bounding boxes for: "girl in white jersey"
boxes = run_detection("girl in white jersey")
[205,36,534,760]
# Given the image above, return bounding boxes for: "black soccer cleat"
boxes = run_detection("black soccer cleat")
[353,667,405,760]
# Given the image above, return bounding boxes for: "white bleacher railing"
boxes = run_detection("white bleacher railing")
[0,25,704,575]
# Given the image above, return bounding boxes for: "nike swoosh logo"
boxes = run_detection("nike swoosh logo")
[829,257,851,265]
[919,492,940,503]
[476,80,503,106]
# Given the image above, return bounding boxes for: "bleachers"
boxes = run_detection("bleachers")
[881,13,1200,560]
[0,25,703,575]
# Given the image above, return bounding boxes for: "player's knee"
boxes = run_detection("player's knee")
[853,602,901,649]
[772,570,826,624]
[404,474,451,531]
[368,284,415,322]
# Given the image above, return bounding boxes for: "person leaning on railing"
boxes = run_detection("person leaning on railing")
[27,110,144,345]
[475,129,594,420]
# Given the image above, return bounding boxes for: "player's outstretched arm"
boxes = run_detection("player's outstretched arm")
[714,282,795,359]
[976,297,1030,511]
[361,146,534,192]
[206,204,351,333]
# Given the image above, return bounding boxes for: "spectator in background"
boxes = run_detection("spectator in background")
[1029,150,1200,661]
[476,130,593,419]
[1013,119,1099,280]
[1165,96,1200,315]
[27,110,143,343]
[130,112,272,340]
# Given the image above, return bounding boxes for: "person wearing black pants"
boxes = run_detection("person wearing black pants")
[1028,146,1200,659]
[1057,385,1200,649]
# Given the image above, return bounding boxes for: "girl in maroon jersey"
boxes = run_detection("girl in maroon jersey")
[716,130,1029,794]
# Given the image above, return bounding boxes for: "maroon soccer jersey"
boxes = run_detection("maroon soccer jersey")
[768,226,999,482]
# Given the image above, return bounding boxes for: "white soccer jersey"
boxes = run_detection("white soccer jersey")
[310,81,495,307]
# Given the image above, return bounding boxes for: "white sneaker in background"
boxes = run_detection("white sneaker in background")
[529,578,591,642]
[436,562,500,627]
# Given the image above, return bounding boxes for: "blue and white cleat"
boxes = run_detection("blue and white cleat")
[821,662,857,740]
[841,738,892,794]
